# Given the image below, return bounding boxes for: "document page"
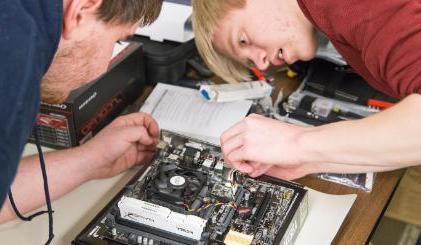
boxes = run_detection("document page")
[140,83,252,145]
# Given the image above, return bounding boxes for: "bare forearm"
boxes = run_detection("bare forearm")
[300,94,421,172]
[0,112,159,223]
[0,146,93,223]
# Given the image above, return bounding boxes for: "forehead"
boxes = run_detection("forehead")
[212,9,246,58]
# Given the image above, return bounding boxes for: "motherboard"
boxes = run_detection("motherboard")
[73,131,308,245]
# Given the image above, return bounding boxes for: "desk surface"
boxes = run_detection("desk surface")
[0,76,404,244]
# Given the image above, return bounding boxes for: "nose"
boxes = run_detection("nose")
[250,47,270,70]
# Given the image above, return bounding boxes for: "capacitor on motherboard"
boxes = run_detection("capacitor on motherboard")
[137,236,143,244]
[111,228,117,237]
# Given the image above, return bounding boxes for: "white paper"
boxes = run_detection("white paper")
[140,83,252,145]
[295,188,357,245]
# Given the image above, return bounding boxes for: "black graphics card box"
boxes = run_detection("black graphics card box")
[29,42,145,149]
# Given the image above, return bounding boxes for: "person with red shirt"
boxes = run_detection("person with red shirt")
[192,0,421,179]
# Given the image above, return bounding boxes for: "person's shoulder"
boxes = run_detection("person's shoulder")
[298,0,412,41]
[362,0,421,97]
[19,0,63,54]
[300,0,421,97]
[0,0,63,77]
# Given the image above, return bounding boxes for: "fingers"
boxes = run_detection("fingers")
[110,113,162,147]
[113,112,160,139]
[136,150,155,164]
[221,113,262,143]
[248,113,263,119]
[248,163,272,178]
[225,144,259,164]
[228,161,254,173]
[143,115,160,139]
[223,139,259,174]
[220,114,261,163]
[221,134,243,161]
[224,147,247,164]
[227,161,271,177]
[117,145,156,170]
[121,126,156,145]
[220,120,245,145]
[137,142,157,152]
[136,141,157,164]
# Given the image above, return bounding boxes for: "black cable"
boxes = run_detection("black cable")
[7,191,48,221]
[7,126,54,244]
[34,126,55,244]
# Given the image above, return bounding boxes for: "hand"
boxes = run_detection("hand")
[81,112,160,180]
[221,114,311,179]
[248,163,313,180]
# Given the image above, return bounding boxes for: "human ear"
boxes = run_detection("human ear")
[62,0,104,40]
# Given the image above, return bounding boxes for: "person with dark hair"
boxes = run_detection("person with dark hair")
[0,0,163,223]
[192,0,421,179]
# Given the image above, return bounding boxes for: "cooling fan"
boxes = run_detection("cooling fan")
[146,162,206,208]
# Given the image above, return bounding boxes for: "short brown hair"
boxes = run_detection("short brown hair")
[97,0,163,26]
[192,0,249,83]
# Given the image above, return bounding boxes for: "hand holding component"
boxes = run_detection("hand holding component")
[220,114,310,179]
[82,112,160,180]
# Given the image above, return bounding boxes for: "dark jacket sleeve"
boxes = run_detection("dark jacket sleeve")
[0,0,62,206]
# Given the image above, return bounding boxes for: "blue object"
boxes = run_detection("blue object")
[0,0,62,205]
[200,89,211,100]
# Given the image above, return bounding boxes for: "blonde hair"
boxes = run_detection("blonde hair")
[192,0,250,83]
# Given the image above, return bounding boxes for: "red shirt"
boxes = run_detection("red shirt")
[298,0,421,98]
